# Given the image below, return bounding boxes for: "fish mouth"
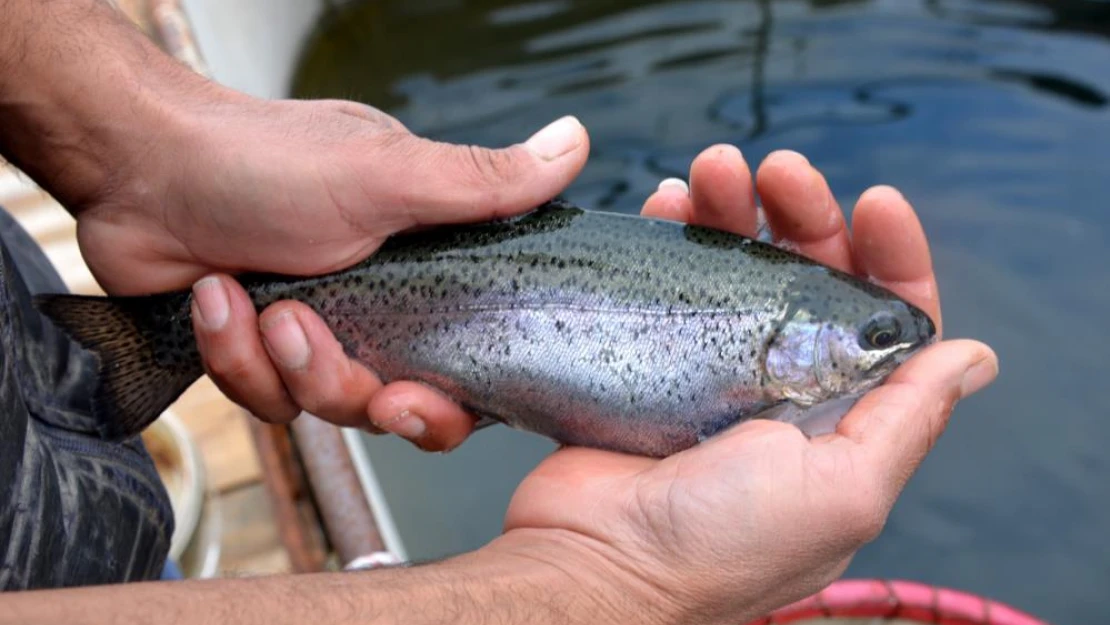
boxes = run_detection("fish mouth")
[870,335,933,377]
[873,349,906,373]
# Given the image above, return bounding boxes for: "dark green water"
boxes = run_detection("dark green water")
[291,1,1110,622]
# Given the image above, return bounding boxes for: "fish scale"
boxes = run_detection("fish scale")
[33,200,935,457]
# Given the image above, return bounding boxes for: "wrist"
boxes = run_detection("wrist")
[481,528,686,625]
[1,536,675,625]
[0,0,223,212]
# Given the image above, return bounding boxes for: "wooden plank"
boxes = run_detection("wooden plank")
[175,380,263,495]
[215,483,293,577]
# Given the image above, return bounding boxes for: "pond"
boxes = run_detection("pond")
[291,1,1110,623]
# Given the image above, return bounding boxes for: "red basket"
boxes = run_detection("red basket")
[744,579,1051,624]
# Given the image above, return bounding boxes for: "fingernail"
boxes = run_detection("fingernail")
[524,115,583,161]
[261,311,311,370]
[379,409,427,440]
[657,177,690,194]
[960,357,998,398]
[193,277,229,330]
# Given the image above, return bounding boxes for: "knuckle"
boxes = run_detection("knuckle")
[290,380,351,419]
[284,355,368,423]
[205,349,257,386]
[251,403,300,425]
[296,392,341,418]
[327,100,388,123]
[460,144,521,190]
[214,378,300,425]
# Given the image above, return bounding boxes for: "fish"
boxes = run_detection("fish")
[33,200,936,458]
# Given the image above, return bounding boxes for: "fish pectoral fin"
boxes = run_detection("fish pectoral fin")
[696,408,762,444]
[748,401,794,423]
[686,395,866,447]
[752,395,863,438]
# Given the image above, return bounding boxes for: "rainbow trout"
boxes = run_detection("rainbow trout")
[35,201,935,457]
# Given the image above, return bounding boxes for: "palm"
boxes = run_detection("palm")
[500,147,965,619]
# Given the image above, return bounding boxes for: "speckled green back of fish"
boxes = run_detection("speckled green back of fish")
[35,200,935,457]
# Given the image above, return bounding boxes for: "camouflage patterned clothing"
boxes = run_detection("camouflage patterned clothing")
[0,207,172,590]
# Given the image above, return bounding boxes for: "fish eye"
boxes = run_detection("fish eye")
[860,312,902,350]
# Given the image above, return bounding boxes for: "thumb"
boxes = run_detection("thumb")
[376,116,590,230]
[834,339,999,495]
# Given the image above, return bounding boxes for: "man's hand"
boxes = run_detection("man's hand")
[75,87,591,436]
[0,1,999,622]
[482,147,998,624]
[0,0,590,437]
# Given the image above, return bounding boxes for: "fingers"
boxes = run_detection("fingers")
[194,275,383,428]
[192,275,300,424]
[832,339,999,501]
[755,150,854,273]
[257,301,383,428]
[642,178,694,222]
[849,186,942,335]
[752,152,940,333]
[367,381,478,452]
[376,116,590,231]
[645,150,931,319]
[641,144,758,237]
[192,275,479,450]
[688,144,758,236]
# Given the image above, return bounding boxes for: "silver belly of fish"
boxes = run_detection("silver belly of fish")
[344,304,785,457]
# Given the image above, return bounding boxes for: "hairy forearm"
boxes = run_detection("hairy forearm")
[0,545,632,625]
[0,0,207,207]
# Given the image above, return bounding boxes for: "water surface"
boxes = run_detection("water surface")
[292,2,1110,622]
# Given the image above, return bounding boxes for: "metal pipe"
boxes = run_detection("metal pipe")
[290,414,394,568]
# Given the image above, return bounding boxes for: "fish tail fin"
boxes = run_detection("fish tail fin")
[33,292,202,441]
